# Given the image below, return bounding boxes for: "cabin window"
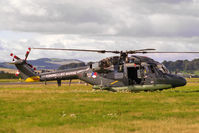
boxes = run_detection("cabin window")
[83,72,87,77]
[118,65,124,72]
[90,64,92,69]
[129,59,135,63]
[150,65,155,73]
[137,69,142,78]
[144,66,150,73]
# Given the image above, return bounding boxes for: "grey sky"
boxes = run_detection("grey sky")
[0,0,199,62]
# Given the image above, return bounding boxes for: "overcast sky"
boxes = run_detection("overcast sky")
[0,0,199,62]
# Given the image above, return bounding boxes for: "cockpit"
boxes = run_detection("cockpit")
[142,63,169,75]
[157,64,169,74]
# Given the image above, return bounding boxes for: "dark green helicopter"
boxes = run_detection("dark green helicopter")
[10,48,198,92]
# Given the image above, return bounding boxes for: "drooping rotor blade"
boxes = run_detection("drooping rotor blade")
[134,48,156,52]
[126,48,156,54]
[32,47,199,55]
[136,51,199,54]
[32,48,120,54]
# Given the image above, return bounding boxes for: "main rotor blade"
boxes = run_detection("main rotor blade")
[137,51,199,54]
[127,48,156,54]
[134,48,156,52]
[32,47,199,55]
[32,48,120,54]
[32,48,156,54]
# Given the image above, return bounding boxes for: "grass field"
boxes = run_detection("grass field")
[0,79,82,83]
[0,80,199,133]
[0,79,22,82]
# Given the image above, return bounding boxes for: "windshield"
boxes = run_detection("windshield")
[157,64,169,74]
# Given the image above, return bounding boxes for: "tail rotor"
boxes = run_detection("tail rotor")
[10,47,39,81]
[25,47,31,61]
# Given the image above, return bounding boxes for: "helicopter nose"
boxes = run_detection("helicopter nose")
[172,76,187,88]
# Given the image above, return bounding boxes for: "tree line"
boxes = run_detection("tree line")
[0,71,20,79]
[162,58,199,73]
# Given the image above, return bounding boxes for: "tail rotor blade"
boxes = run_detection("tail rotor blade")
[25,48,31,61]
[14,55,21,60]
[10,53,14,57]
[10,53,15,61]
[10,53,21,60]
[25,51,30,61]
[15,70,20,76]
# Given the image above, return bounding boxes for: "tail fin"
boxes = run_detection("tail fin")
[10,48,40,82]
[15,61,40,82]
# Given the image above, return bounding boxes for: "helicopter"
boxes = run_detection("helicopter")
[10,47,199,92]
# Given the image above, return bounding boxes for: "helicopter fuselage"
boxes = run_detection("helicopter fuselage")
[36,55,186,92]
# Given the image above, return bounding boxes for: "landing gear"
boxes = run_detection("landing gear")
[69,79,72,86]
[57,80,61,87]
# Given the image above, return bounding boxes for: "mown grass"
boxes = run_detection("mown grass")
[0,79,22,82]
[0,79,83,83]
[0,80,199,133]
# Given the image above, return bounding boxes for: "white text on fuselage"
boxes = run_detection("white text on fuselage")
[42,69,88,79]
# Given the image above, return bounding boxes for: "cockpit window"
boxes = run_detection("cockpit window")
[157,64,169,74]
